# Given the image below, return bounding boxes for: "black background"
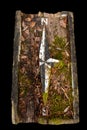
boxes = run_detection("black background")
[0,0,85,129]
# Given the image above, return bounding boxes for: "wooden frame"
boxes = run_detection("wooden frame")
[11,11,79,124]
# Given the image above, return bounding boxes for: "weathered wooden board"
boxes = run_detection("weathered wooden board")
[11,11,79,124]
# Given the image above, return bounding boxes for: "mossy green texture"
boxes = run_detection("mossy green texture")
[49,36,66,60]
[18,70,32,97]
[43,92,48,105]
[47,35,73,119]
[53,35,66,49]
[48,89,73,118]
[38,117,74,124]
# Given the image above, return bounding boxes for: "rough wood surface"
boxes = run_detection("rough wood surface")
[11,11,21,124]
[12,11,79,124]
